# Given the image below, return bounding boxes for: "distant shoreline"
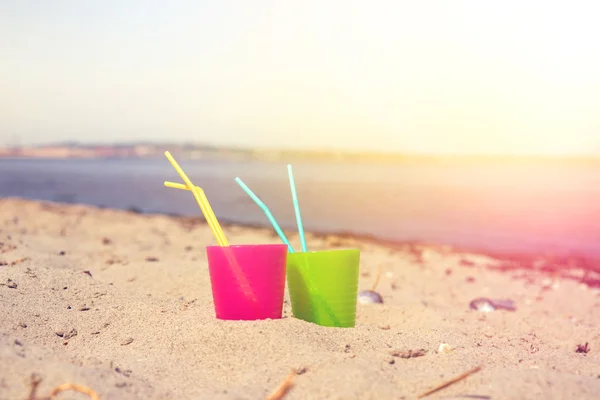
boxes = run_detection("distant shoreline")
[1,143,599,165]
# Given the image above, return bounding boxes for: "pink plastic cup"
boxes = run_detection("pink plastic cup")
[206,244,288,320]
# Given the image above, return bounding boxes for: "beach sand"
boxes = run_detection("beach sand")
[1,198,599,399]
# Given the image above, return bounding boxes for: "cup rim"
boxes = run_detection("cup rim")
[287,248,360,256]
[206,243,288,250]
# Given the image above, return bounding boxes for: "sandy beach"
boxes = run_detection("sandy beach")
[1,198,599,399]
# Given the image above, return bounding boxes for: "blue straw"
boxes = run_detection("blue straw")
[235,177,295,253]
[287,164,307,252]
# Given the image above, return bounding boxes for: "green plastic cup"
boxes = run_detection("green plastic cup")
[286,249,360,328]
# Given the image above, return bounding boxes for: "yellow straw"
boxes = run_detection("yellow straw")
[163,181,228,246]
[163,154,259,305]
[165,181,196,191]
[163,151,228,246]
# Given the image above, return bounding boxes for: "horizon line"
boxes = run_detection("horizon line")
[3,140,600,161]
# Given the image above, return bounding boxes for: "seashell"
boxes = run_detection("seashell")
[469,297,516,312]
[358,290,383,304]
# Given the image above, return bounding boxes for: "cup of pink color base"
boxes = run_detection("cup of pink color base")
[206,244,288,320]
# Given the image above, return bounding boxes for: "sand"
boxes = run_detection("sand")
[1,198,599,400]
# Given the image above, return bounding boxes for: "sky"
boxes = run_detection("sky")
[1,1,600,155]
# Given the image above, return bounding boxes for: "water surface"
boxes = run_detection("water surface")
[1,158,599,259]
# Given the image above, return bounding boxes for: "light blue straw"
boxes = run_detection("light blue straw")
[287,164,307,252]
[235,177,295,253]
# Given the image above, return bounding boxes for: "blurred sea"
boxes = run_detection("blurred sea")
[1,157,599,260]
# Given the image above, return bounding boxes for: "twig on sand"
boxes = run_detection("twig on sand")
[27,374,100,400]
[28,374,42,400]
[4,257,30,266]
[371,265,383,291]
[417,366,482,399]
[266,370,297,400]
[48,383,100,400]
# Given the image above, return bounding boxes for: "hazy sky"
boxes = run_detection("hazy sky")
[1,1,600,155]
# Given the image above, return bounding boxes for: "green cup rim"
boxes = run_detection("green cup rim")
[287,248,360,256]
